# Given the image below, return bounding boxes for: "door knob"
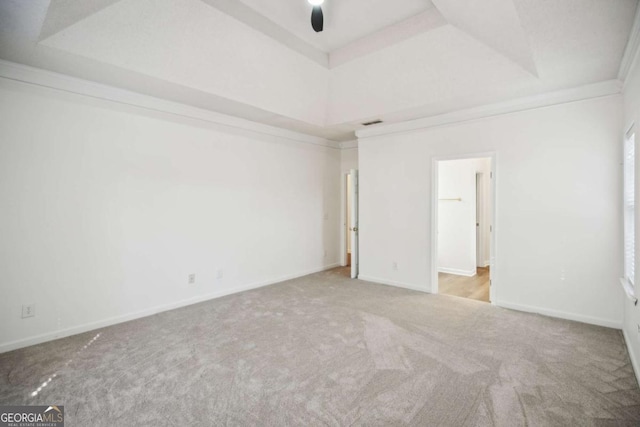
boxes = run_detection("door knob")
[353,227,358,232]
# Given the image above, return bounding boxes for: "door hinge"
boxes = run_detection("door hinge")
[490,172,493,179]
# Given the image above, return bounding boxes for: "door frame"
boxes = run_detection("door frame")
[476,172,485,267]
[431,151,498,303]
[341,171,350,267]
[350,169,359,279]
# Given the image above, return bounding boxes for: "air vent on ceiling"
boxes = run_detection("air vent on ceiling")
[362,120,383,126]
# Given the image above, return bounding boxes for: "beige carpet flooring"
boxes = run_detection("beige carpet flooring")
[1,267,639,426]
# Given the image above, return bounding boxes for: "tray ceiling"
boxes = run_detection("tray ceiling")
[0,0,637,140]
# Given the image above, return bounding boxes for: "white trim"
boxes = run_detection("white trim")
[437,267,477,277]
[356,80,622,139]
[483,260,491,268]
[620,277,638,305]
[358,275,431,294]
[475,171,485,268]
[494,300,622,329]
[0,60,340,149]
[627,123,636,141]
[350,168,360,279]
[340,140,359,149]
[431,158,440,294]
[623,328,640,387]
[0,263,341,354]
[340,171,349,267]
[619,4,640,83]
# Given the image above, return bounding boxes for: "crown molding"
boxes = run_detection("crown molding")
[0,60,340,149]
[619,3,640,84]
[356,80,622,139]
[339,140,359,149]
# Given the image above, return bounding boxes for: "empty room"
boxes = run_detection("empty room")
[2,0,640,425]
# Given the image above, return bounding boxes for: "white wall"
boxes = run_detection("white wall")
[0,78,341,352]
[623,56,640,379]
[437,157,490,276]
[341,146,359,173]
[358,95,623,328]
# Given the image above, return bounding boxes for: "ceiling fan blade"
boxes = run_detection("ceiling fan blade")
[311,6,323,32]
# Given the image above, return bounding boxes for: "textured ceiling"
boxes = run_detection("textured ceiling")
[432,0,537,75]
[235,0,435,52]
[38,0,122,40]
[0,0,637,141]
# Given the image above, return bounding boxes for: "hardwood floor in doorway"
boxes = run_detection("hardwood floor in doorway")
[439,267,490,302]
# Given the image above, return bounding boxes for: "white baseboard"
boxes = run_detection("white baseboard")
[483,260,490,268]
[0,263,341,354]
[494,300,622,329]
[357,275,431,294]
[623,328,640,387]
[437,267,477,277]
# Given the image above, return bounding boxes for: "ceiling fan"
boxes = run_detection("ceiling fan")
[308,0,324,33]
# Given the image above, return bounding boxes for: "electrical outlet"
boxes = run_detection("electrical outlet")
[22,304,35,318]
[392,262,398,271]
[188,274,196,284]
[216,270,223,279]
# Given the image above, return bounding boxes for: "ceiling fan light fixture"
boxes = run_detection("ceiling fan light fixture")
[307,0,324,32]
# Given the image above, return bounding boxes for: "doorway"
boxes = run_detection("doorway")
[432,155,495,303]
[343,169,359,278]
[345,172,352,267]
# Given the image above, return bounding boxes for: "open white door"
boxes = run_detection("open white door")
[350,169,359,278]
[489,169,495,303]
